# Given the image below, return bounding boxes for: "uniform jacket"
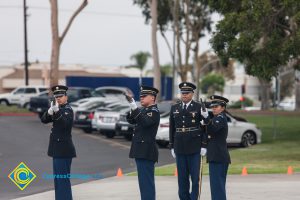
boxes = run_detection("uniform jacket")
[41,103,76,158]
[127,104,160,162]
[169,100,207,155]
[206,111,231,163]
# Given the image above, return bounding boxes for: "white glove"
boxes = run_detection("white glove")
[200,148,207,156]
[129,98,138,110]
[200,120,205,125]
[47,106,54,115]
[201,108,209,118]
[171,148,176,158]
[52,101,59,113]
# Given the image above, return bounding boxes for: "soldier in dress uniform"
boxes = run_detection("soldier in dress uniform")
[201,95,231,200]
[41,85,76,200]
[126,85,160,200]
[169,82,208,200]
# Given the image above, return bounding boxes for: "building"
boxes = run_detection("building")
[0,62,141,93]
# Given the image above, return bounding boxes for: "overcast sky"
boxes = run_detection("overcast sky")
[0,0,218,68]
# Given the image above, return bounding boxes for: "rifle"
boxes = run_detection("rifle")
[198,98,207,200]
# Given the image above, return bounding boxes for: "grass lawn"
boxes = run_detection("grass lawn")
[0,105,30,113]
[130,111,300,176]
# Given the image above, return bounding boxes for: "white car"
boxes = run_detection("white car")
[0,85,47,108]
[93,104,131,138]
[156,112,262,148]
[70,97,119,115]
[277,101,295,111]
[92,86,134,101]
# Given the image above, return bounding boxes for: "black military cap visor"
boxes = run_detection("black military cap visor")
[53,91,66,98]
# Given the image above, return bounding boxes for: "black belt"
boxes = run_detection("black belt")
[176,127,199,133]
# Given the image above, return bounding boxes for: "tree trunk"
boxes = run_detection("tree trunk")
[49,0,88,87]
[49,0,60,87]
[259,78,271,110]
[295,79,300,111]
[149,0,161,100]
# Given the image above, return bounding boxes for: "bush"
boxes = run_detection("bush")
[228,96,253,109]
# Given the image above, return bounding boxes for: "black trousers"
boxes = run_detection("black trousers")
[53,158,73,200]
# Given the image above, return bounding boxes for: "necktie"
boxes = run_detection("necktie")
[183,104,187,111]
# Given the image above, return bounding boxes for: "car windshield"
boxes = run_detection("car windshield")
[67,89,78,98]
[110,105,129,111]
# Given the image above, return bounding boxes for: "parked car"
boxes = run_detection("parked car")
[92,86,134,100]
[115,113,135,141]
[0,85,47,108]
[29,91,51,118]
[73,101,123,133]
[155,111,262,148]
[29,87,93,118]
[93,104,131,138]
[277,101,295,111]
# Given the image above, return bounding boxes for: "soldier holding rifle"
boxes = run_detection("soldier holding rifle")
[125,85,160,200]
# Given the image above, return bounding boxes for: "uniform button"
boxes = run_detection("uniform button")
[57,139,60,141]
[183,116,185,118]
[183,121,185,123]
[142,140,144,143]
[183,125,185,128]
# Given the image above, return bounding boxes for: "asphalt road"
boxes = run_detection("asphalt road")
[0,116,174,200]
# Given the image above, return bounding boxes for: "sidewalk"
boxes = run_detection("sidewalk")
[14,174,300,200]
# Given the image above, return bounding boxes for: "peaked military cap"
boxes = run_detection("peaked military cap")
[51,85,68,97]
[209,95,229,107]
[140,85,159,97]
[179,82,196,93]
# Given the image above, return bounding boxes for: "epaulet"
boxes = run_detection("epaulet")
[217,114,224,118]
[151,107,159,112]
[65,104,72,110]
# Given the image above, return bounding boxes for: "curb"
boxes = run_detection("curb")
[0,113,37,116]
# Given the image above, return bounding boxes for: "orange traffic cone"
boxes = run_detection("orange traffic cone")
[174,167,178,177]
[116,168,123,177]
[241,166,248,176]
[287,166,293,175]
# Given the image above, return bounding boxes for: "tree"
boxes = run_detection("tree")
[130,51,151,85]
[49,0,88,87]
[149,0,161,100]
[209,0,300,110]
[195,51,235,99]
[133,0,213,98]
[200,73,225,96]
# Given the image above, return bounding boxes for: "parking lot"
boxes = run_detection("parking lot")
[0,115,174,200]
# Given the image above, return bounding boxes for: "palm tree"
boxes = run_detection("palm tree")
[130,51,151,85]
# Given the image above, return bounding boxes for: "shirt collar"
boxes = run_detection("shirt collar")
[182,100,192,108]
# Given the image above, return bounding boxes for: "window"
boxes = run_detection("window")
[105,89,123,95]
[81,89,92,98]
[25,88,37,94]
[13,88,25,94]
[39,88,47,92]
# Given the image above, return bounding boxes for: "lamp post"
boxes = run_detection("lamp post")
[23,0,29,85]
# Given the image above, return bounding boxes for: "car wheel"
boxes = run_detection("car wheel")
[157,141,169,148]
[241,131,256,147]
[0,99,9,106]
[124,134,132,141]
[105,132,115,138]
[83,128,92,134]
[23,103,30,109]
[38,112,44,119]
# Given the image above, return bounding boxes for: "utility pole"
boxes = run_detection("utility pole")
[23,0,29,85]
